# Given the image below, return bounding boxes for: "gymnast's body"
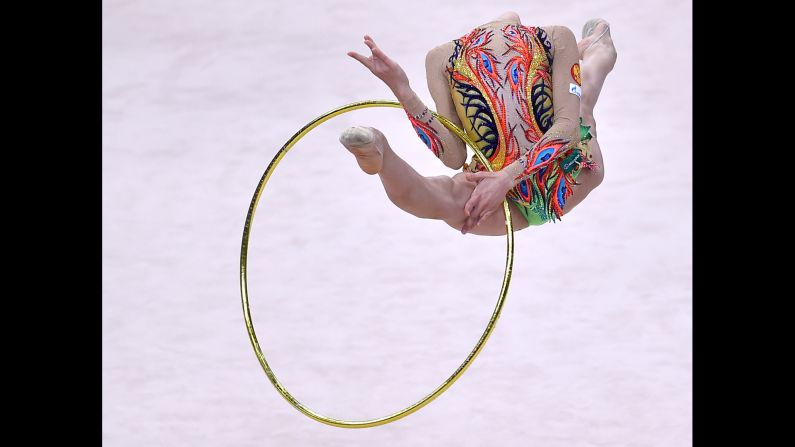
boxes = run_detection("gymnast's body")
[341,13,616,235]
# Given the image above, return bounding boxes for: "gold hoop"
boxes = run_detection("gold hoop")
[240,100,515,428]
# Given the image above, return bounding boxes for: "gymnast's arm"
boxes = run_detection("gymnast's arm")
[390,44,466,169]
[346,35,465,169]
[409,44,468,169]
[500,26,582,184]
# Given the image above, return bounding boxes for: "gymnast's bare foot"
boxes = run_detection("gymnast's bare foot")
[578,19,617,71]
[339,126,385,175]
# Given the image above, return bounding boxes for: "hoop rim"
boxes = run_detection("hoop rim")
[240,100,514,428]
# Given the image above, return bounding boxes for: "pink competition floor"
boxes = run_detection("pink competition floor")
[103,0,692,445]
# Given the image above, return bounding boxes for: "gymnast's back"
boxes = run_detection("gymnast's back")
[424,20,581,174]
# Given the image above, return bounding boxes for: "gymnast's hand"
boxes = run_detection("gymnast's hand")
[461,170,514,234]
[348,35,411,98]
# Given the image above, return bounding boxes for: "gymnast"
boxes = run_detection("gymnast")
[340,13,616,235]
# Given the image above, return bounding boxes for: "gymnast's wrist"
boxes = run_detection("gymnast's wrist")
[392,84,414,103]
[502,161,521,186]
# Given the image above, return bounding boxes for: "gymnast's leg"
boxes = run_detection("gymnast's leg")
[564,18,617,212]
[339,126,472,221]
[339,126,528,235]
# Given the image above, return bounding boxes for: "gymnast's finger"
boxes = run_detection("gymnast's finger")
[469,193,485,216]
[464,195,478,217]
[364,36,387,58]
[464,172,482,183]
[370,43,390,58]
[364,39,390,61]
[461,215,477,234]
[477,209,495,227]
[363,37,377,50]
[467,214,478,231]
[347,51,371,68]
[469,200,483,221]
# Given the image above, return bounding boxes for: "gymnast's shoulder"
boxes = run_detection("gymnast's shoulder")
[424,41,456,70]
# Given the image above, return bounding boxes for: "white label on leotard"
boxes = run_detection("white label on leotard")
[569,83,582,98]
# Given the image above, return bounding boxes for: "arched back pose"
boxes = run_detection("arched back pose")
[342,13,616,235]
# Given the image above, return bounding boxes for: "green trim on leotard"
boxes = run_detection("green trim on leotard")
[508,119,594,226]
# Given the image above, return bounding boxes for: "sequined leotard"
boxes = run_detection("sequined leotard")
[405,22,594,225]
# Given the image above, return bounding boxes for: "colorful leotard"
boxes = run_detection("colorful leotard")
[405,22,595,226]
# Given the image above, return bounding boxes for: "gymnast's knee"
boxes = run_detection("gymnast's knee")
[589,164,605,189]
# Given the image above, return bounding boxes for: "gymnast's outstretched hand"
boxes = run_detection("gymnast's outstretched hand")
[348,35,411,98]
[461,170,515,234]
